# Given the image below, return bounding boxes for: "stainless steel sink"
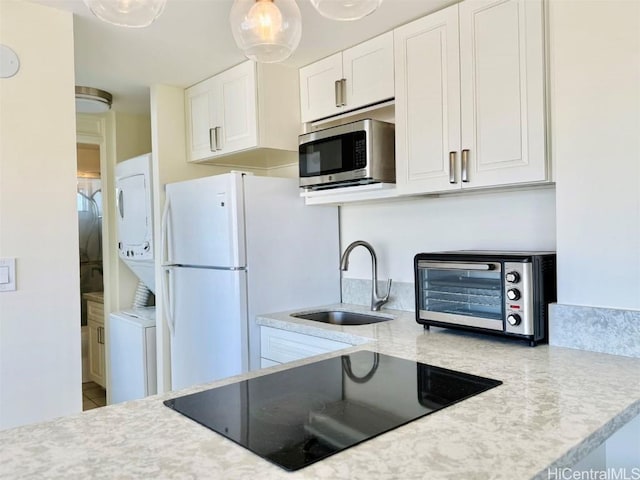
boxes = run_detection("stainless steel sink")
[291,310,393,326]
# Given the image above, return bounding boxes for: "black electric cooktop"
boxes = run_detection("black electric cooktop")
[164,350,501,471]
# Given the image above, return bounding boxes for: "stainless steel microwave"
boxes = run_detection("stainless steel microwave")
[414,251,557,346]
[298,119,395,190]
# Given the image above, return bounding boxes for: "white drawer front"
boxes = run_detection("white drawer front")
[260,326,350,364]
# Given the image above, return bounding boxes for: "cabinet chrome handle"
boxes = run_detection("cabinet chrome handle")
[215,126,223,151]
[209,127,216,151]
[340,78,347,106]
[97,326,103,344]
[461,149,470,183]
[449,151,457,184]
[335,80,341,108]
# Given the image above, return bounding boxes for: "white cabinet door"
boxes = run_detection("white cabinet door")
[394,5,461,195]
[459,0,546,188]
[185,76,218,162]
[186,61,298,163]
[299,32,395,123]
[188,62,257,160]
[87,301,106,388]
[342,31,395,112]
[299,53,343,122]
[217,60,258,155]
[394,0,547,196]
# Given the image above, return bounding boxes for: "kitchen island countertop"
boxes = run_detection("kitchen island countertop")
[2,304,639,479]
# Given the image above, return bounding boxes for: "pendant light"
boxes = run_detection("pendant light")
[83,0,167,28]
[230,0,302,63]
[310,0,383,21]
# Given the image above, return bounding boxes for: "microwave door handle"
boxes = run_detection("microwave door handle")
[418,262,494,271]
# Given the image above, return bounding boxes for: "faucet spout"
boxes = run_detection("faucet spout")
[340,240,392,312]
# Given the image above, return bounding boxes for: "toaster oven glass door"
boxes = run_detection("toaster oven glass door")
[417,261,504,331]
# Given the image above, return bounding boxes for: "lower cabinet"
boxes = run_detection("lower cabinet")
[260,326,351,367]
[87,300,106,388]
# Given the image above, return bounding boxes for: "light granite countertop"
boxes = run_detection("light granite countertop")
[2,304,640,479]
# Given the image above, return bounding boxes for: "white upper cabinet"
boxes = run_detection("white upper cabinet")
[459,0,546,188]
[186,76,218,162]
[299,31,394,123]
[395,0,547,195]
[185,61,299,163]
[299,53,343,123]
[394,4,461,194]
[216,61,257,155]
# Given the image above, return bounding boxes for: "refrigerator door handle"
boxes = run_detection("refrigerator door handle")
[162,267,176,336]
[161,195,172,266]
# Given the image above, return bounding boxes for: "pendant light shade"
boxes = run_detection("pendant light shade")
[230,0,302,63]
[310,0,383,21]
[83,0,167,28]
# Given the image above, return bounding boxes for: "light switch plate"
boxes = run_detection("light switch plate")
[0,258,16,292]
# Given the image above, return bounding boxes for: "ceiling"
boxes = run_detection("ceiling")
[28,0,456,115]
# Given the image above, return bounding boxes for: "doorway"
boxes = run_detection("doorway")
[77,143,107,410]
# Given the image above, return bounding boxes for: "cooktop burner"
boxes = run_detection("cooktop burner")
[164,350,502,471]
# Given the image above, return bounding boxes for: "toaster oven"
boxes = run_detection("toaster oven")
[414,251,557,346]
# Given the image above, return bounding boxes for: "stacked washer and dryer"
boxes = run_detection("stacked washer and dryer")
[109,153,157,404]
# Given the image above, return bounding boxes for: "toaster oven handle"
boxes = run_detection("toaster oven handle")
[418,261,495,271]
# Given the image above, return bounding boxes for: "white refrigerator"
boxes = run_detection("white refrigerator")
[162,172,340,391]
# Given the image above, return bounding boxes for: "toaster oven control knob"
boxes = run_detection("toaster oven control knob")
[507,313,522,326]
[506,288,521,301]
[505,271,520,283]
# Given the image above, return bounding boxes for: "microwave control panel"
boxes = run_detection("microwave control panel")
[503,262,534,336]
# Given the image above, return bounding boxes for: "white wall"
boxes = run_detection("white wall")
[549,0,640,310]
[0,1,81,429]
[340,187,556,283]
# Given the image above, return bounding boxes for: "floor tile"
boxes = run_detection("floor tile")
[84,386,106,400]
[82,382,99,392]
[83,398,99,411]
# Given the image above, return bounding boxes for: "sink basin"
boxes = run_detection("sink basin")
[291,310,393,326]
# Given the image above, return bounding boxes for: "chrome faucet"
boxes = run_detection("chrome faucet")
[340,240,392,312]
